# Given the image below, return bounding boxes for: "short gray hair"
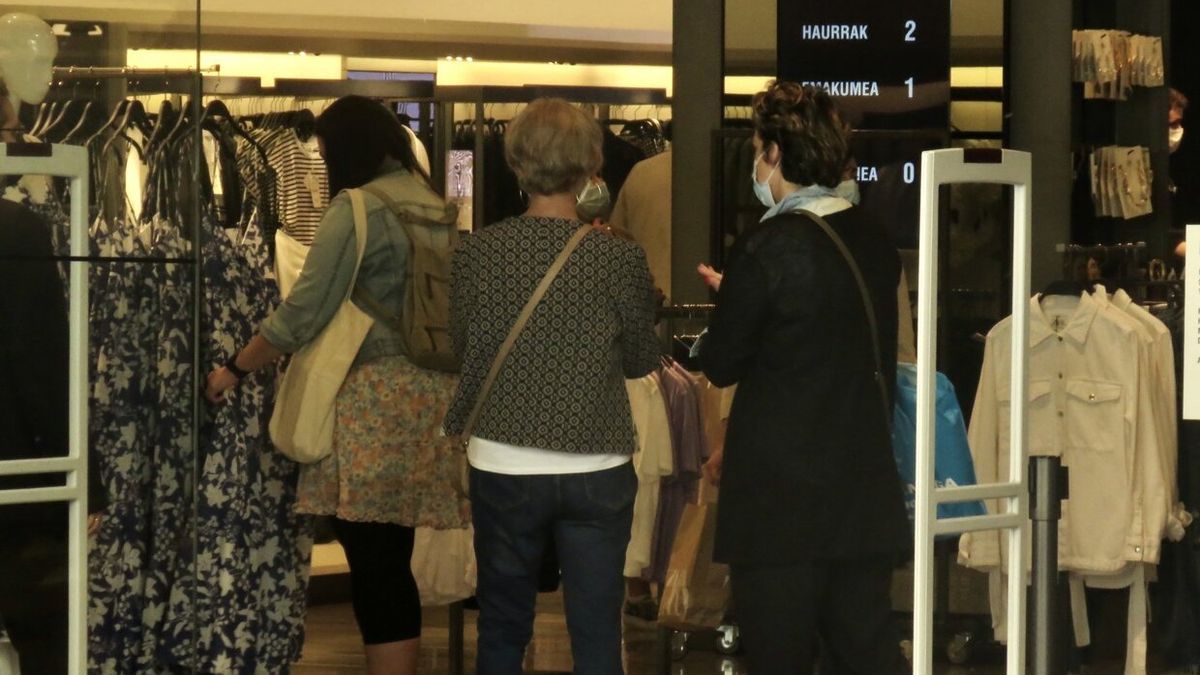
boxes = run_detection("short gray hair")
[504,98,603,196]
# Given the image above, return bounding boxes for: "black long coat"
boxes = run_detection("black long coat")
[701,207,910,565]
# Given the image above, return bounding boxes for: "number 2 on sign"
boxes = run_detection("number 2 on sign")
[905,77,915,98]
[905,20,917,42]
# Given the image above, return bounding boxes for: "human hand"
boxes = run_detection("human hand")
[205,367,239,404]
[697,263,723,292]
[701,448,723,487]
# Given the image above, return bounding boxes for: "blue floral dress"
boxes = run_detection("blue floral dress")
[85,149,311,673]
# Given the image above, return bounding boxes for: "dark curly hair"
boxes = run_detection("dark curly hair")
[751,81,850,189]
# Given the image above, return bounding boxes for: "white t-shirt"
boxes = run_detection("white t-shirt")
[467,436,629,476]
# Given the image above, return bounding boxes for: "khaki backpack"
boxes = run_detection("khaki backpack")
[354,184,461,373]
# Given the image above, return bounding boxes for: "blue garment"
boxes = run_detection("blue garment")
[891,364,986,528]
[86,205,311,672]
[469,463,636,675]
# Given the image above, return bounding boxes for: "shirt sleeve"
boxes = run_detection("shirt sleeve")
[615,242,662,378]
[698,247,770,388]
[260,192,359,352]
[449,236,475,359]
[959,331,1002,569]
[1130,329,1169,560]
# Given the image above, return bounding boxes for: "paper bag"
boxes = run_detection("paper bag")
[412,526,476,607]
[658,500,730,630]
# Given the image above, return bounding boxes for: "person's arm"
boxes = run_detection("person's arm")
[615,243,662,378]
[698,246,770,388]
[205,334,287,404]
[205,192,360,403]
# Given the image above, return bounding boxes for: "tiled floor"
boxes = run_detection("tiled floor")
[293,595,1193,674]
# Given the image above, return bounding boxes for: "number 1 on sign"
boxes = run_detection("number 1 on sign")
[905,77,915,98]
[905,20,917,42]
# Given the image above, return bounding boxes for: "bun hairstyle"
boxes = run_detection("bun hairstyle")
[751,81,851,189]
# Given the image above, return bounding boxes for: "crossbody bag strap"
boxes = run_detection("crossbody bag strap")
[460,224,593,443]
[797,209,892,431]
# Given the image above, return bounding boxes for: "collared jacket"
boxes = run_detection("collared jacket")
[260,164,456,367]
[960,293,1172,574]
[443,216,661,455]
[699,207,909,565]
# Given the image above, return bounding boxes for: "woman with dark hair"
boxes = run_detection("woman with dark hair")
[697,81,909,673]
[205,95,469,675]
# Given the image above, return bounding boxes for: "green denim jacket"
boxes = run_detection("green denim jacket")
[260,164,456,366]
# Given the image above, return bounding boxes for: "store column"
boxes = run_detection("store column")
[672,0,723,304]
[1008,0,1072,287]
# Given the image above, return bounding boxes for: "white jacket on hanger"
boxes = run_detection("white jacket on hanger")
[960,291,1177,675]
[960,292,1167,573]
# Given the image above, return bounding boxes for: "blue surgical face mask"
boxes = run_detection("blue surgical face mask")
[752,152,777,208]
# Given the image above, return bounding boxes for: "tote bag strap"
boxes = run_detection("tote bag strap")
[460,224,592,443]
[344,189,371,297]
[797,209,892,432]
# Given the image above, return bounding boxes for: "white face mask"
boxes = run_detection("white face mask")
[751,152,777,208]
[575,179,611,222]
[1170,126,1184,154]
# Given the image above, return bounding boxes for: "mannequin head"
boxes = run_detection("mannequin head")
[0,13,57,110]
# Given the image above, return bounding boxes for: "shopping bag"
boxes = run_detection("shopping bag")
[269,189,374,464]
[891,364,986,530]
[411,526,476,606]
[658,498,730,630]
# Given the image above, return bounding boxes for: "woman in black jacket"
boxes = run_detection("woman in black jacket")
[698,81,909,674]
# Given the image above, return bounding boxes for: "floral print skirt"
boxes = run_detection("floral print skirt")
[296,355,471,529]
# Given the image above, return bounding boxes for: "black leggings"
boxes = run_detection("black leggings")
[332,518,421,644]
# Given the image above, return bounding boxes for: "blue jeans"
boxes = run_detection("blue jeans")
[470,462,637,675]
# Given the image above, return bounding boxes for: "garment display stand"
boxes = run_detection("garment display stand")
[433,85,669,231]
[913,147,1034,675]
[0,143,90,675]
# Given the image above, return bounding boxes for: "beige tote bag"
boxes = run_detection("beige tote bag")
[270,189,375,464]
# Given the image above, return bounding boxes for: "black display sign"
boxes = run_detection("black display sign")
[778,0,951,130]
[849,131,947,248]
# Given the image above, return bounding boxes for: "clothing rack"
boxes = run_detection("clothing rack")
[1057,241,1152,283]
[656,303,716,320]
[433,85,670,230]
[1054,241,1147,253]
[51,65,220,79]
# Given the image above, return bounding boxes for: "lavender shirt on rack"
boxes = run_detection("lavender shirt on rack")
[643,362,709,584]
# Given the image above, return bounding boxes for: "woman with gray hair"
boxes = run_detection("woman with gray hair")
[444,97,660,674]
